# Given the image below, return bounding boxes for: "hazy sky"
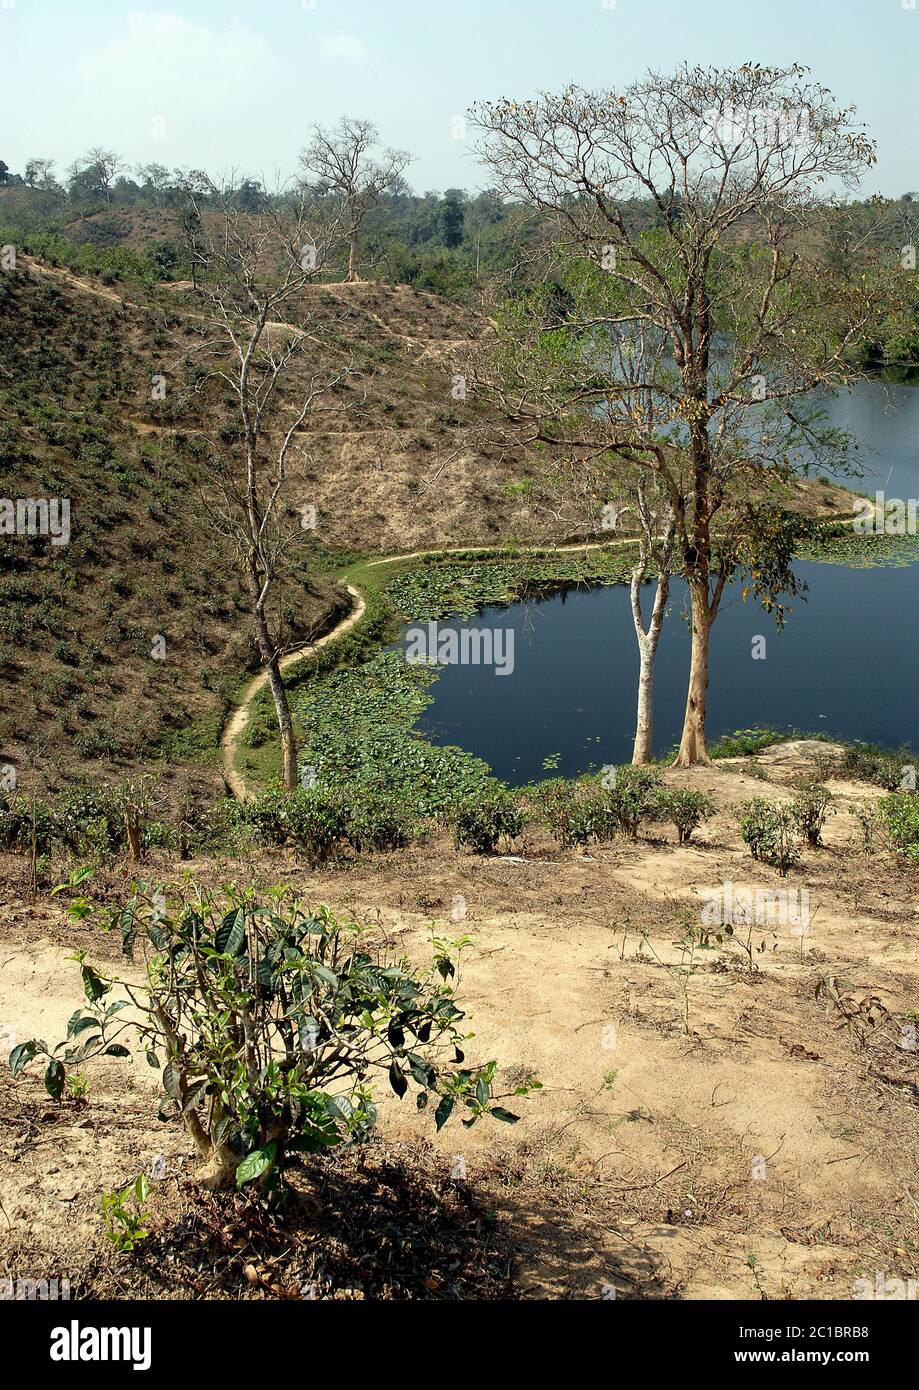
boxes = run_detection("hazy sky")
[2,0,917,195]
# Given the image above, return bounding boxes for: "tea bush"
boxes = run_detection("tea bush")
[533,778,617,847]
[790,779,835,848]
[840,742,917,791]
[9,884,537,1194]
[229,786,349,861]
[737,799,802,877]
[606,766,663,838]
[0,778,167,862]
[344,792,417,853]
[657,788,714,844]
[451,783,523,854]
[0,794,57,854]
[877,792,919,864]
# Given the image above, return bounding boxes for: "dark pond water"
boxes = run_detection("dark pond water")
[401,381,919,784]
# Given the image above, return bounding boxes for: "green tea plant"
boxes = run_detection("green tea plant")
[450,784,524,854]
[0,777,167,864]
[606,766,663,838]
[790,778,835,848]
[737,799,802,877]
[8,883,535,1195]
[877,791,919,864]
[0,794,56,854]
[672,914,719,1034]
[227,786,350,861]
[344,793,418,853]
[533,779,617,847]
[656,788,714,844]
[840,742,917,791]
[101,1175,151,1252]
[852,801,881,855]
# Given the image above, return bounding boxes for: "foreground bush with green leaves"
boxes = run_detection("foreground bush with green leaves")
[531,778,617,847]
[736,798,802,876]
[877,791,919,864]
[8,883,537,1195]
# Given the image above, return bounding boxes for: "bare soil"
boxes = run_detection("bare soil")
[2,742,916,1300]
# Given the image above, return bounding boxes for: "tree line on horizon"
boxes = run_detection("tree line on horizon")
[3,125,919,352]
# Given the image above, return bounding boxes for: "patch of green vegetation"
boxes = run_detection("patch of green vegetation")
[383,547,639,620]
[153,713,224,766]
[877,792,919,863]
[709,728,795,759]
[0,226,171,285]
[840,740,919,789]
[288,650,492,816]
[798,527,919,569]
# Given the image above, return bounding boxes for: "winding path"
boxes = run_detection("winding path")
[220,540,637,798]
[221,513,867,799]
[221,584,365,799]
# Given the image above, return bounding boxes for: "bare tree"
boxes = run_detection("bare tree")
[83,147,123,203]
[300,119,410,282]
[471,63,890,763]
[24,158,56,190]
[135,161,173,206]
[182,182,350,789]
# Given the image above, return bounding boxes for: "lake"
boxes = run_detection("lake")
[400,380,919,783]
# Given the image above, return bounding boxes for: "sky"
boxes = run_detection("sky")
[1,0,917,196]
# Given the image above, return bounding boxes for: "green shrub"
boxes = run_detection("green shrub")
[345,792,417,853]
[877,792,919,864]
[790,779,835,848]
[56,776,156,861]
[840,742,916,791]
[54,785,121,857]
[10,884,535,1194]
[657,788,714,844]
[534,778,617,847]
[0,794,56,854]
[606,766,663,838]
[232,786,349,861]
[451,783,523,854]
[737,799,802,877]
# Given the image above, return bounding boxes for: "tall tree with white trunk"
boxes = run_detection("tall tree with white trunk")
[471,63,890,763]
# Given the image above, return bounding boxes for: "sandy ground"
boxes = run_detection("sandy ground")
[1,743,917,1301]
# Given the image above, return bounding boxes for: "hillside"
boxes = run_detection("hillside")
[0,252,864,795]
[0,258,540,789]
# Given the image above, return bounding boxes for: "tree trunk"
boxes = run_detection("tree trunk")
[346,227,359,282]
[264,651,298,790]
[124,807,142,861]
[249,572,299,791]
[628,526,672,766]
[675,583,712,766]
[632,638,655,764]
